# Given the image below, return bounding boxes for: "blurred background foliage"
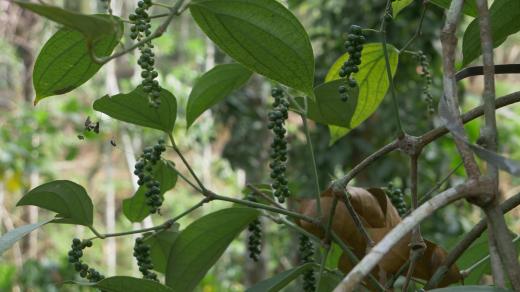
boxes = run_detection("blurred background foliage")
[0,0,519,291]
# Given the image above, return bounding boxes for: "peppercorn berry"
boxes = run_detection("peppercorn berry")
[134,139,167,214]
[299,235,316,292]
[338,25,365,102]
[245,195,262,261]
[133,237,159,281]
[67,238,104,282]
[386,183,408,217]
[129,0,161,108]
[417,50,434,115]
[268,88,290,204]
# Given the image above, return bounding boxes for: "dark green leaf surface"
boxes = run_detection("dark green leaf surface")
[165,207,259,291]
[71,276,173,292]
[144,225,180,274]
[246,263,313,292]
[94,86,177,133]
[429,0,478,17]
[123,160,178,223]
[16,2,117,40]
[17,180,93,226]
[189,0,315,97]
[392,0,414,16]
[187,63,252,128]
[0,219,54,256]
[462,0,520,65]
[315,43,398,143]
[33,17,123,103]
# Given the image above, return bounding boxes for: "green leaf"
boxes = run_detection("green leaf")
[189,0,315,98]
[328,125,350,146]
[94,86,177,133]
[15,2,117,41]
[462,0,520,65]
[70,276,173,292]
[310,43,398,143]
[429,286,512,292]
[17,180,94,226]
[123,160,178,223]
[317,271,342,292]
[33,16,123,103]
[187,63,252,128]
[143,224,180,274]
[429,0,478,17]
[165,207,260,291]
[246,263,313,292]
[0,219,54,256]
[392,0,414,16]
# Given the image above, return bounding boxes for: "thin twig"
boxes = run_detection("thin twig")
[168,133,206,191]
[399,3,428,53]
[247,184,284,209]
[340,190,375,248]
[301,112,322,218]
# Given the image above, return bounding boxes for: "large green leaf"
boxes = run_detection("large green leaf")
[312,43,398,142]
[94,86,177,133]
[187,63,252,128]
[165,207,260,291]
[189,0,315,98]
[15,2,118,41]
[17,180,93,226]
[429,286,512,292]
[123,160,178,223]
[317,271,343,292]
[429,0,478,17]
[246,264,313,292]
[0,219,54,256]
[71,276,173,292]
[33,16,123,103]
[392,0,414,16]
[462,0,520,65]
[144,225,180,274]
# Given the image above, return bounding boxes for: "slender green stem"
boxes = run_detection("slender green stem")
[279,218,322,243]
[168,133,206,191]
[398,4,428,53]
[315,246,331,292]
[211,193,318,224]
[88,226,106,239]
[301,111,322,218]
[462,235,520,277]
[151,1,174,9]
[172,165,203,193]
[380,0,404,137]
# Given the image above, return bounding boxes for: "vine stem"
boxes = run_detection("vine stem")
[398,3,428,53]
[168,133,206,191]
[315,196,338,292]
[380,0,404,137]
[301,111,322,218]
[89,0,187,65]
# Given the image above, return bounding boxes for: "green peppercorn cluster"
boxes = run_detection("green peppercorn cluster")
[133,237,159,281]
[417,50,434,115]
[268,88,290,203]
[338,25,365,102]
[299,235,316,292]
[386,183,407,217]
[134,139,166,214]
[246,195,262,261]
[67,238,104,282]
[129,0,161,108]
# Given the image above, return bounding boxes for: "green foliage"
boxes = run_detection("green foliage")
[392,0,414,17]
[165,207,260,291]
[462,0,520,65]
[17,180,94,226]
[71,276,173,292]
[245,263,313,292]
[186,63,252,128]
[143,225,180,274]
[189,0,315,98]
[32,17,123,103]
[93,86,177,133]
[15,2,118,41]
[429,0,478,17]
[123,160,178,222]
[0,219,54,256]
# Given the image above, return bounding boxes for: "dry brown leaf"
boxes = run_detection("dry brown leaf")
[298,186,460,288]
